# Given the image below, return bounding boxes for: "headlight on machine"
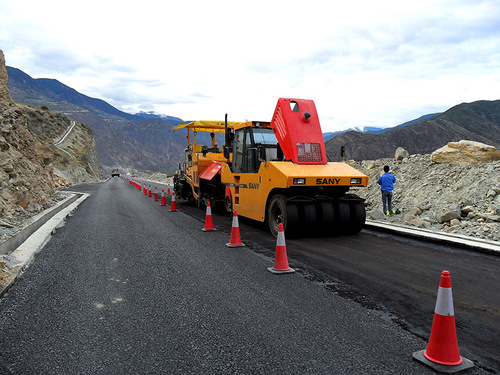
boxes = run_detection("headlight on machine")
[350,178,362,185]
[293,178,306,185]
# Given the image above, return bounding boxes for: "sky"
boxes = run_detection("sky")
[1,0,499,132]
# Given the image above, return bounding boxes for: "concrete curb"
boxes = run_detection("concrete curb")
[0,192,89,296]
[0,192,83,256]
[365,219,500,255]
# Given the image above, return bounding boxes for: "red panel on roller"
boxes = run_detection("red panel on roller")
[270,98,327,165]
[199,161,222,180]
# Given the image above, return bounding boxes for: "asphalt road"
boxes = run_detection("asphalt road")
[135,177,500,372]
[0,178,496,374]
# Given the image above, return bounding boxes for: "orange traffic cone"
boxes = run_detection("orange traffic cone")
[160,189,166,206]
[168,187,171,195]
[202,202,217,231]
[148,185,152,197]
[154,186,158,201]
[169,191,177,212]
[267,223,295,274]
[413,270,474,373]
[226,210,245,247]
[143,183,147,195]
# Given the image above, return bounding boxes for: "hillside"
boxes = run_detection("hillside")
[325,100,500,161]
[7,66,185,174]
[439,100,500,140]
[0,50,103,232]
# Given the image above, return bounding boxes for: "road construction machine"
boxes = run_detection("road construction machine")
[174,98,369,237]
[173,120,240,208]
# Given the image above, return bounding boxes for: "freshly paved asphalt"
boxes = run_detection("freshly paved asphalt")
[137,178,500,372]
[0,178,492,374]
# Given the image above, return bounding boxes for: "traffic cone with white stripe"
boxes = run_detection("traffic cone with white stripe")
[267,223,295,274]
[143,183,147,195]
[413,270,474,373]
[226,210,245,247]
[148,185,152,197]
[202,202,216,231]
[154,186,159,201]
[169,191,177,212]
[160,189,166,206]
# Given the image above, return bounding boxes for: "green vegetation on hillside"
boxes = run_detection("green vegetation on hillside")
[439,100,500,141]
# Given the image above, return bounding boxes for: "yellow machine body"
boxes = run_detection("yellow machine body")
[222,159,368,222]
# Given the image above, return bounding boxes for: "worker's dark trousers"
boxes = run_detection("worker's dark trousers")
[382,191,393,214]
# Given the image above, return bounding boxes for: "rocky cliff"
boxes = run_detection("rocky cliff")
[0,51,11,103]
[0,49,104,235]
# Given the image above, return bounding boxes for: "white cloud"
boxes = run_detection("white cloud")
[1,0,499,131]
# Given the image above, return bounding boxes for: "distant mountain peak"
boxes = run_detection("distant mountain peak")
[135,110,168,118]
[134,111,183,123]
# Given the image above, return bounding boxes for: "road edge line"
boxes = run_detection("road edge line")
[365,219,500,255]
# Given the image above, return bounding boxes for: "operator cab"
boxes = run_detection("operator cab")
[231,122,284,173]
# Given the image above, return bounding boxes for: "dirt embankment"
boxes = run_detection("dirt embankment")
[350,143,500,242]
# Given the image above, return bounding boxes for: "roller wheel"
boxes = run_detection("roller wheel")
[267,194,287,237]
[301,203,317,233]
[318,201,335,232]
[335,201,351,234]
[348,201,366,234]
[267,195,299,237]
[285,202,299,238]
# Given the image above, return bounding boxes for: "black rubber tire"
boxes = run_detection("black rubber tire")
[267,195,300,237]
[336,201,351,234]
[319,201,335,232]
[348,201,366,234]
[301,203,317,232]
[285,202,299,238]
[267,194,287,237]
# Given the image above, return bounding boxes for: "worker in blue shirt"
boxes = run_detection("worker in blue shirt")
[377,165,396,215]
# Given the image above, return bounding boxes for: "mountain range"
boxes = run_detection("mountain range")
[325,100,500,161]
[6,66,500,171]
[7,66,185,173]
[322,113,442,141]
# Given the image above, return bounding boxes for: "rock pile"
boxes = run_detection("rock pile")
[350,141,500,242]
